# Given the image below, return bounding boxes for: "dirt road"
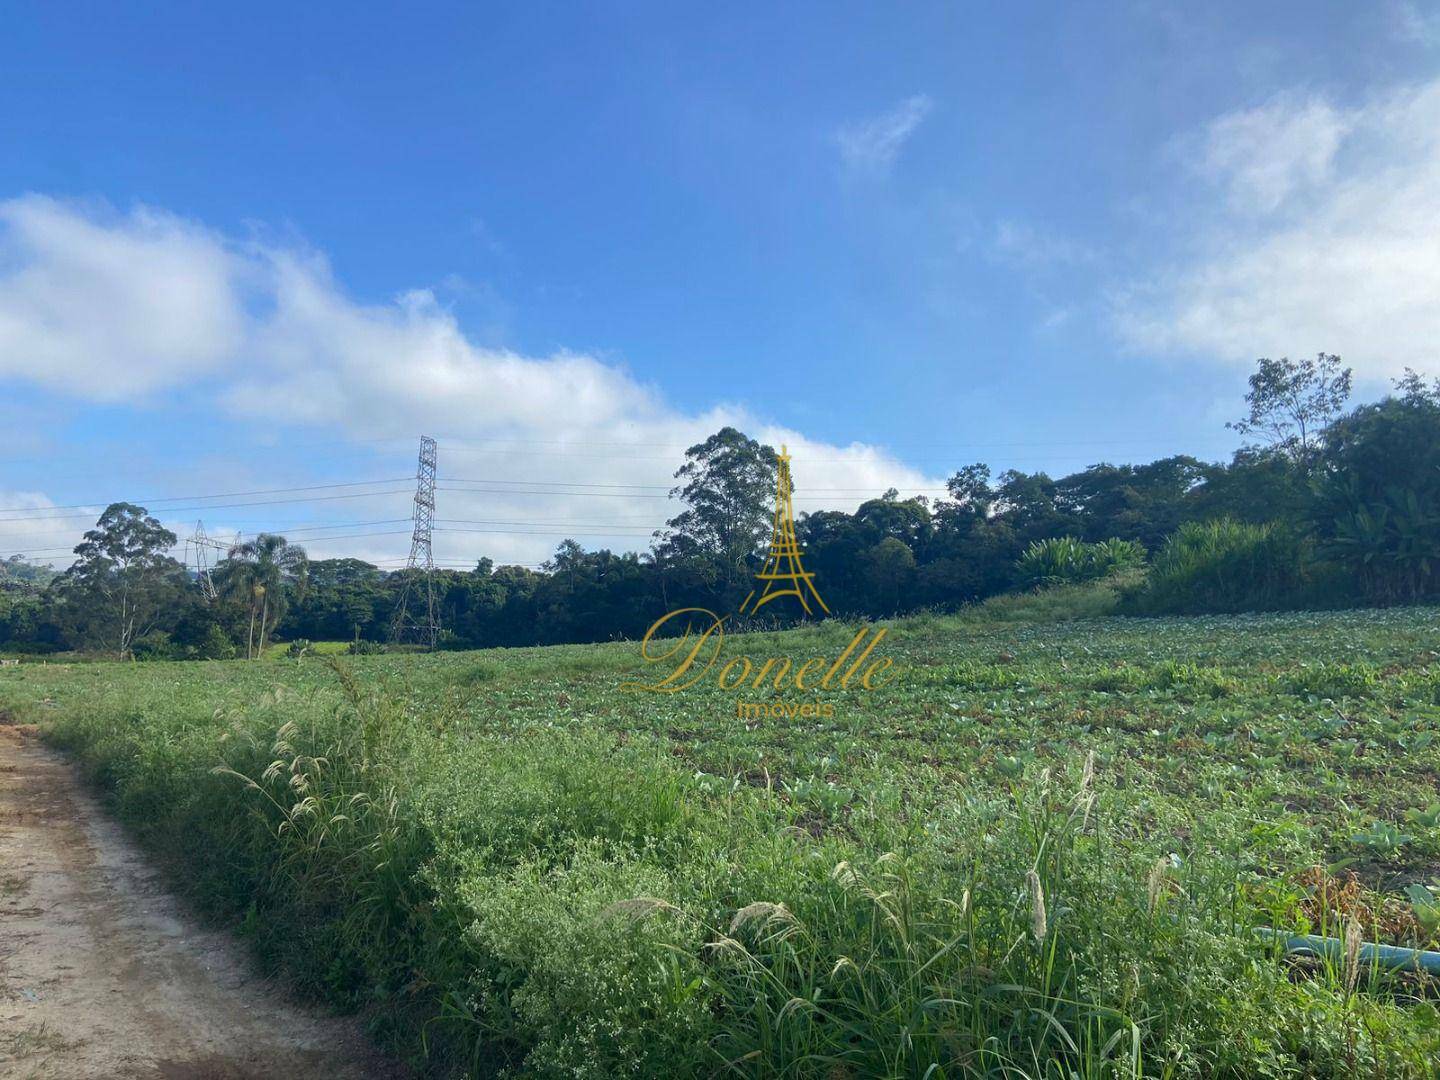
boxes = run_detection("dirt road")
[0,724,407,1079]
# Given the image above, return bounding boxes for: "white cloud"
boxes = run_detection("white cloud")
[1392,1,1440,46]
[1192,94,1351,213]
[0,197,944,567]
[0,195,246,399]
[835,94,933,173]
[1116,78,1440,381]
[0,492,96,567]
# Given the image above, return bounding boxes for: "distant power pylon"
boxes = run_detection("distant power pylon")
[390,435,440,647]
[185,520,230,601]
[740,444,829,617]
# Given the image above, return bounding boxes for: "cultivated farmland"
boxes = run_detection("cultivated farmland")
[4,600,1440,1077]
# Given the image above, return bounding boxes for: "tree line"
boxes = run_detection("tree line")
[3,356,1438,659]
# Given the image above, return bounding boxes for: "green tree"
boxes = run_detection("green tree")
[1228,353,1353,461]
[944,463,995,517]
[58,503,184,658]
[0,555,57,586]
[221,534,308,659]
[656,427,779,604]
[1312,375,1440,602]
[859,536,917,614]
[1184,449,1311,527]
[1053,456,1205,550]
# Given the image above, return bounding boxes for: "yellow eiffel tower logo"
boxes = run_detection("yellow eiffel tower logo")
[740,445,830,617]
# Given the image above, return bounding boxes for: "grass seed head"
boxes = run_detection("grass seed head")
[730,901,796,935]
[1146,856,1170,913]
[1027,870,1048,943]
[1344,917,1363,993]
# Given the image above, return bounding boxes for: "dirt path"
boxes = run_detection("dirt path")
[0,725,408,1080]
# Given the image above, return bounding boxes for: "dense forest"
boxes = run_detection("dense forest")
[3,357,1438,659]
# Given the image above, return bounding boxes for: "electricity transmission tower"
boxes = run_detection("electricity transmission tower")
[185,521,229,601]
[740,444,830,617]
[390,435,440,647]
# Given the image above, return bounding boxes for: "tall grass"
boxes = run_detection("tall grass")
[956,571,1139,625]
[1015,537,1146,590]
[1126,519,1323,615]
[35,659,1440,1077]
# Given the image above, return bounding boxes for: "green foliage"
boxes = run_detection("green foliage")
[217,533,309,660]
[193,624,237,660]
[0,555,57,586]
[11,606,1440,1076]
[1228,352,1352,460]
[55,502,187,657]
[959,571,1139,623]
[1312,382,1440,603]
[1350,820,1413,858]
[654,426,780,607]
[1407,884,1440,935]
[4,367,1439,658]
[1016,535,1146,588]
[131,630,177,661]
[1129,519,1321,614]
[1286,661,1380,700]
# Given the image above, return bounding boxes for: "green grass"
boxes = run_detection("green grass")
[254,639,357,659]
[4,601,1440,1076]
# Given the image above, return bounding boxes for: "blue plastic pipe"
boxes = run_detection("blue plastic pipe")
[1257,927,1440,973]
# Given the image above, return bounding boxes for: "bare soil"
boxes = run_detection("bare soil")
[0,725,408,1079]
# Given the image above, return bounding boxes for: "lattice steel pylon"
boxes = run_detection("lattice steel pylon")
[185,520,228,601]
[740,444,829,617]
[390,435,440,647]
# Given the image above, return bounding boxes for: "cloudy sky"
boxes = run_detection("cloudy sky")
[3,2,1438,568]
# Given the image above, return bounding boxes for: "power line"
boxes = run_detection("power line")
[439,516,657,529]
[0,489,415,525]
[439,485,942,502]
[267,530,415,545]
[0,432,1196,467]
[438,485,674,500]
[0,518,416,544]
[0,479,952,527]
[436,526,652,538]
[0,482,945,540]
[443,476,955,493]
[434,445,1190,465]
[0,478,413,517]
[371,559,549,569]
[434,435,1185,451]
[6,524,419,559]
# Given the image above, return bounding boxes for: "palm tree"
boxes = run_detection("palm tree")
[224,534,308,659]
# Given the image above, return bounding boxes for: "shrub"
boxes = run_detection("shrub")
[1286,660,1380,700]
[1087,666,1146,693]
[1015,536,1146,589]
[1128,519,1321,614]
[131,631,177,661]
[1145,659,1236,698]
[189,624,237,660]
[964,571,1139,623]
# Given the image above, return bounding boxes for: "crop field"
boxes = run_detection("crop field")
[4,598,1440,1077]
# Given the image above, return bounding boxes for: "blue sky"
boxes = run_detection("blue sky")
[3,2,1439,567]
